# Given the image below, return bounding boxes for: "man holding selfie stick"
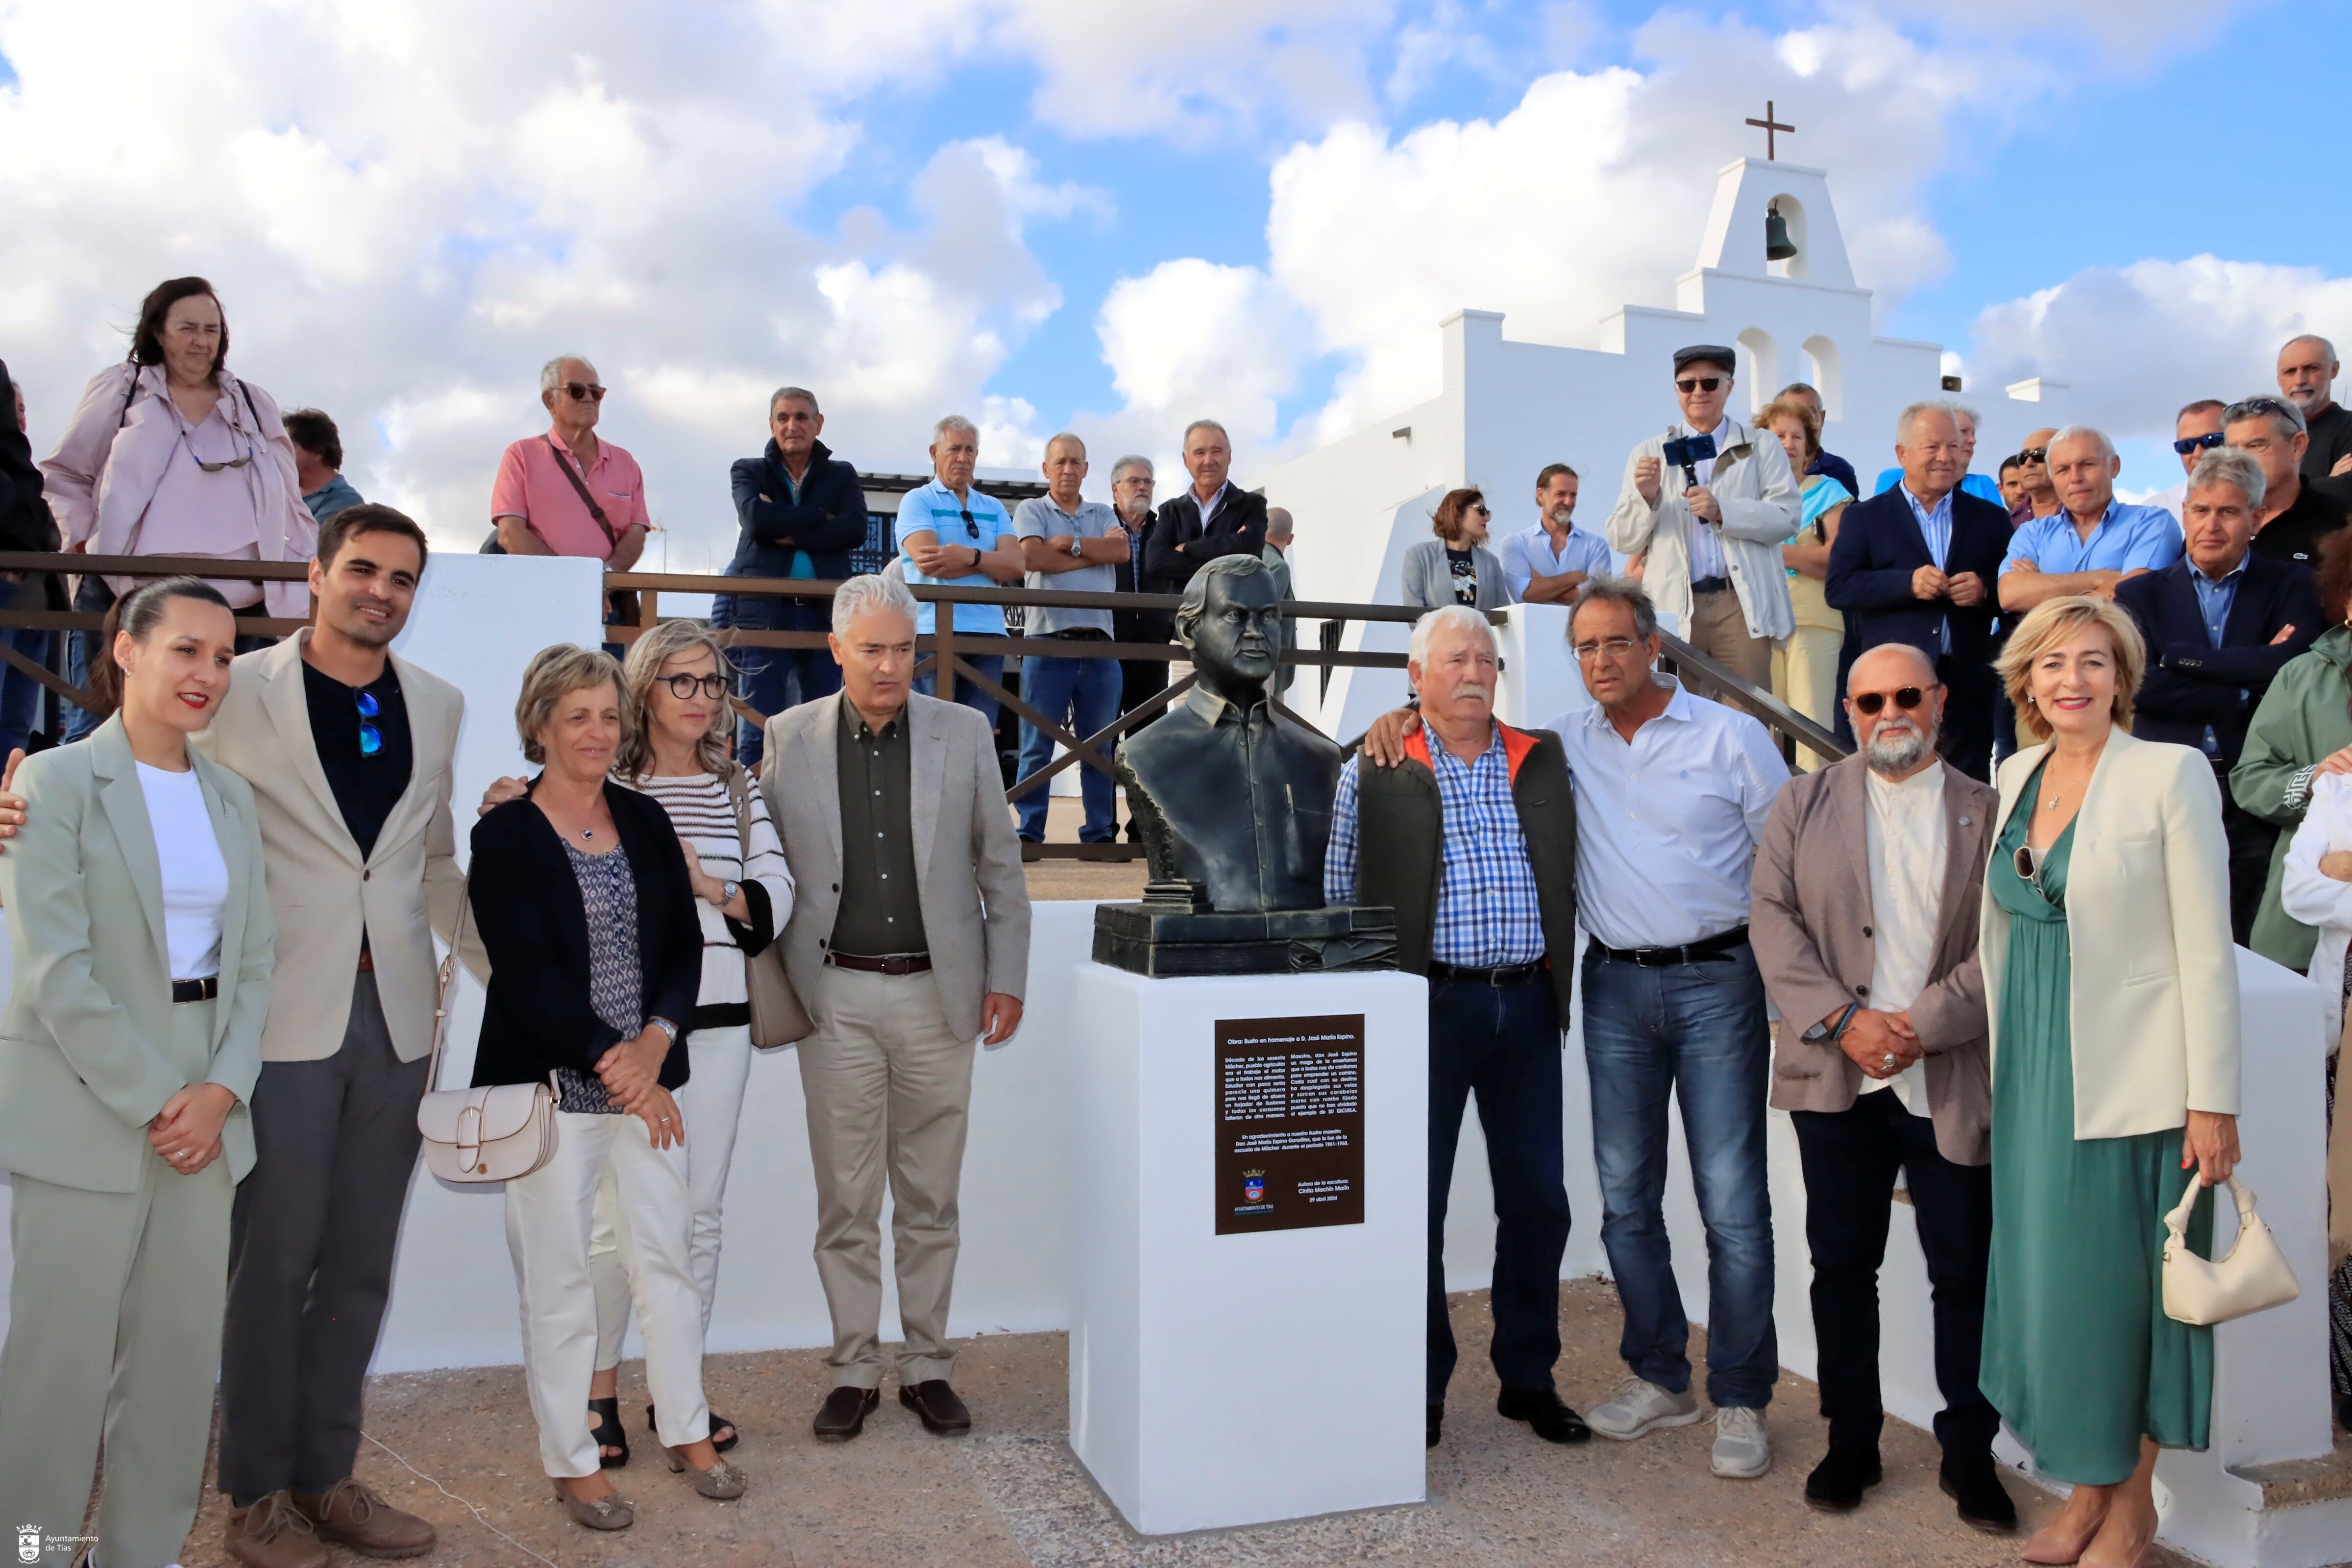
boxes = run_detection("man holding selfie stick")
[1606,345,1800,699]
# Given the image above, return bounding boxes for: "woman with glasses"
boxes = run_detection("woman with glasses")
[1402,487,1516,612]
[1759,397,1850,773]
[1981,595,2239,1568]
[40,278,319,742]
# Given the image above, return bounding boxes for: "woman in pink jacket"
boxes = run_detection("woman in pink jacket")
[41,277,317,739]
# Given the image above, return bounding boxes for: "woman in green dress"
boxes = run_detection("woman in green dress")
[1982,595,2242,1568]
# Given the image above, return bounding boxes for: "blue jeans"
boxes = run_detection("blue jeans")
[1428,974,1569,1406]
[1014,649,1120,842]
[0,623,51,761]
[63,574,111,742]
[1579,940,1777,1409]
[913,633,1004,731]
[731,598,840,770]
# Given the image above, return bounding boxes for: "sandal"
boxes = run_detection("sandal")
[552,1478,635,1531]
[588,1396,630,1468]
[649,1401,739,1453]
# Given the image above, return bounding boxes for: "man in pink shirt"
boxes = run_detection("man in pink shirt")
[491,353,652,568]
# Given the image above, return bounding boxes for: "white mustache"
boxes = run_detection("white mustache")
[1450,683,1492,703]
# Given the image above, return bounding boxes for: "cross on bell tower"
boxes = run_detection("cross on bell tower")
[1744,99,1795,161]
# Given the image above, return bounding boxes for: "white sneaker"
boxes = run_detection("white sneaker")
[1585,1376,1703,1440]
[1711,1405,1771,1478]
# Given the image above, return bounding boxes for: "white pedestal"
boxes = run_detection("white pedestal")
[1068,963,1429,1535]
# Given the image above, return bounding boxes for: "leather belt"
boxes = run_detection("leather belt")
[1427,958,1547,987]
[171,976,220,1004]
[825,951,933,976]
[1592,926,1749,967]
[1689,576,1732,595]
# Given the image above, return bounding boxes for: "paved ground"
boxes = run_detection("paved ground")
[170,1280,2165,1568]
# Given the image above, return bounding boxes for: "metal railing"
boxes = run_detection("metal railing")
[0,554,1850,860]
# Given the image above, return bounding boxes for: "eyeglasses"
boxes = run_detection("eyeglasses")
[1675,376,1725,394]
[562,382,607,402]
[1850,685,1926,716]
[661,672,729,700]
[958,509,981,539]
[356,689,382,758]
[1571,636,1641,662]
[2173,431,2227,456]
[2017,446,2049,464]
[174,421,253,474]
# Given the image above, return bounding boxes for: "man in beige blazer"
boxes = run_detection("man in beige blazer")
[760,572,1028,1445]
[201,506,463,1566]
[1749,642,2014,1536]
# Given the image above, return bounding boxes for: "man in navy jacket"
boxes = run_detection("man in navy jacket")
[1141,419,1269,597]
[723,386,870,768]
[1825,403,2010,781]
[2117,447,2320,943]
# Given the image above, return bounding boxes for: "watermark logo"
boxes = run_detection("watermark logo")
[16,1524,39,1565]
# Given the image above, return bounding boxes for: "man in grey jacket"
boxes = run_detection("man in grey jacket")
[760,573,1029,1445]
[1747,641,2012,1536]
[1606,345,1799,696]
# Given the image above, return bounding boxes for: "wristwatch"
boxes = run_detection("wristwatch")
[1068,535,1084,558]
[720,879,740,906]
[647,1016,679,1048]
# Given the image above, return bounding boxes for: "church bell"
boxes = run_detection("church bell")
[1764,200,1797,262]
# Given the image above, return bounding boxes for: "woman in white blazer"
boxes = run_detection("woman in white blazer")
[0,578,273,1568]
[1978,595,2240,1568]
[2273,773,2352,1433]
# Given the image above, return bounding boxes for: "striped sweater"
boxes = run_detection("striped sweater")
[627,771,795,1025]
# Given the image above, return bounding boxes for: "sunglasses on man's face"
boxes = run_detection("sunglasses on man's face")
[2017,446,2049,465]
[1850,686,1927,716]
[2173,431,2227,456]
[562,382,607,402]
[1676,376,1725,394]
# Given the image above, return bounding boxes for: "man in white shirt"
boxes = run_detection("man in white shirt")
[1747,642,2014,1536]
[1605,345,1799,698]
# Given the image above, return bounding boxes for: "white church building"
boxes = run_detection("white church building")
[1264,152,2077,737]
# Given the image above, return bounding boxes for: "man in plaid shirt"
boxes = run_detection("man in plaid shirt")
[1327,604,1584,1453]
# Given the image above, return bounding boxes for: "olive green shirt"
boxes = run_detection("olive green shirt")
[831,704,930,956]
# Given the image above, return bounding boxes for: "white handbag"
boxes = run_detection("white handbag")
[415,879,559,1183]
[2160,1176,2300,1326]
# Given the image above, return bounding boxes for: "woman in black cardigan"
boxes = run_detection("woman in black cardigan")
[469,644,746,1530]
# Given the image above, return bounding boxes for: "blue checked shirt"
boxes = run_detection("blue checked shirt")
[1901,484,1955,653]
[1325,726,1546,966]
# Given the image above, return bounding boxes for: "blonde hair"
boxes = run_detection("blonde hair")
[1996,595,2145,743]
[514,644,627,765]
[1755,396,1822,458]
[616,620,736,781]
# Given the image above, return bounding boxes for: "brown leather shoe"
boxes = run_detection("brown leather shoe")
[294,1475,437,1558]
[225,1491,328,1568]
[898,1379,972,1434]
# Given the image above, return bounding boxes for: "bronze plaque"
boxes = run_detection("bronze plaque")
[1214,1014,1366,1235]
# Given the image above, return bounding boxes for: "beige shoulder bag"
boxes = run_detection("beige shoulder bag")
[415,878,560,1182]
[2160,1175,2299,1326]
[724,765,814,1049]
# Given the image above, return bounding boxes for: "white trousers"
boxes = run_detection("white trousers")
[504,1109,711,1477]
[591,1026,753,1368]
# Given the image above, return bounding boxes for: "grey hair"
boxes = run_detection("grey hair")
[1043,430,1086,457]
[1173,553,1269,647]
[1947,401,1980,429]
[1568,575,1660,641]
[616,619,736,781]
[831,572,918,637]
[2224,393,2308,439]
[932,414,978,443]
[1408,604,1495,664]
[2049,424,2117,464]
[2186,446,2268,514]
[514,644,626,766]
[540,354,594,395]
[1264,506,1295,541]
[2284,333,2339,365]
[769,385,820,415]
[1110,454,1154,482]
[1181,418,1229,448]
[1894,399,1959,445]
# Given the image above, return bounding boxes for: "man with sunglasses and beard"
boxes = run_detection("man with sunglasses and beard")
[1748,641,2014,1538]
[1606,345,1799,701]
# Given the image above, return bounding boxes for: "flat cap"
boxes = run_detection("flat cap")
[1672,343,1737,375]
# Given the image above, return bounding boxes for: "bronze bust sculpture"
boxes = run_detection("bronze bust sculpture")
[1094,554,1395,976]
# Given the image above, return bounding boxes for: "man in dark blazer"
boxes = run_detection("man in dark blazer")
[1825,403,2010,781]
[1140,418,1268,597]
[2116,446,2320,944]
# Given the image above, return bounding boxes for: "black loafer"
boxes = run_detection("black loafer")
[813,1385,880,1443]
[899,1379,973,1434]
[1495,1386,1592,1444]
[1939,1450,2018,1533]
[1426,1405,1443,1448]
[1803,1445,1882,1512]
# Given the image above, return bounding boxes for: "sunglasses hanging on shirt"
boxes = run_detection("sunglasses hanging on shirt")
[357,689,382,758]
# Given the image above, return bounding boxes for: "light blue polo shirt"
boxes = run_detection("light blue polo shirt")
[895,478,1015,636]
[1498,523,1613,600]
[2000,499,2183,578]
